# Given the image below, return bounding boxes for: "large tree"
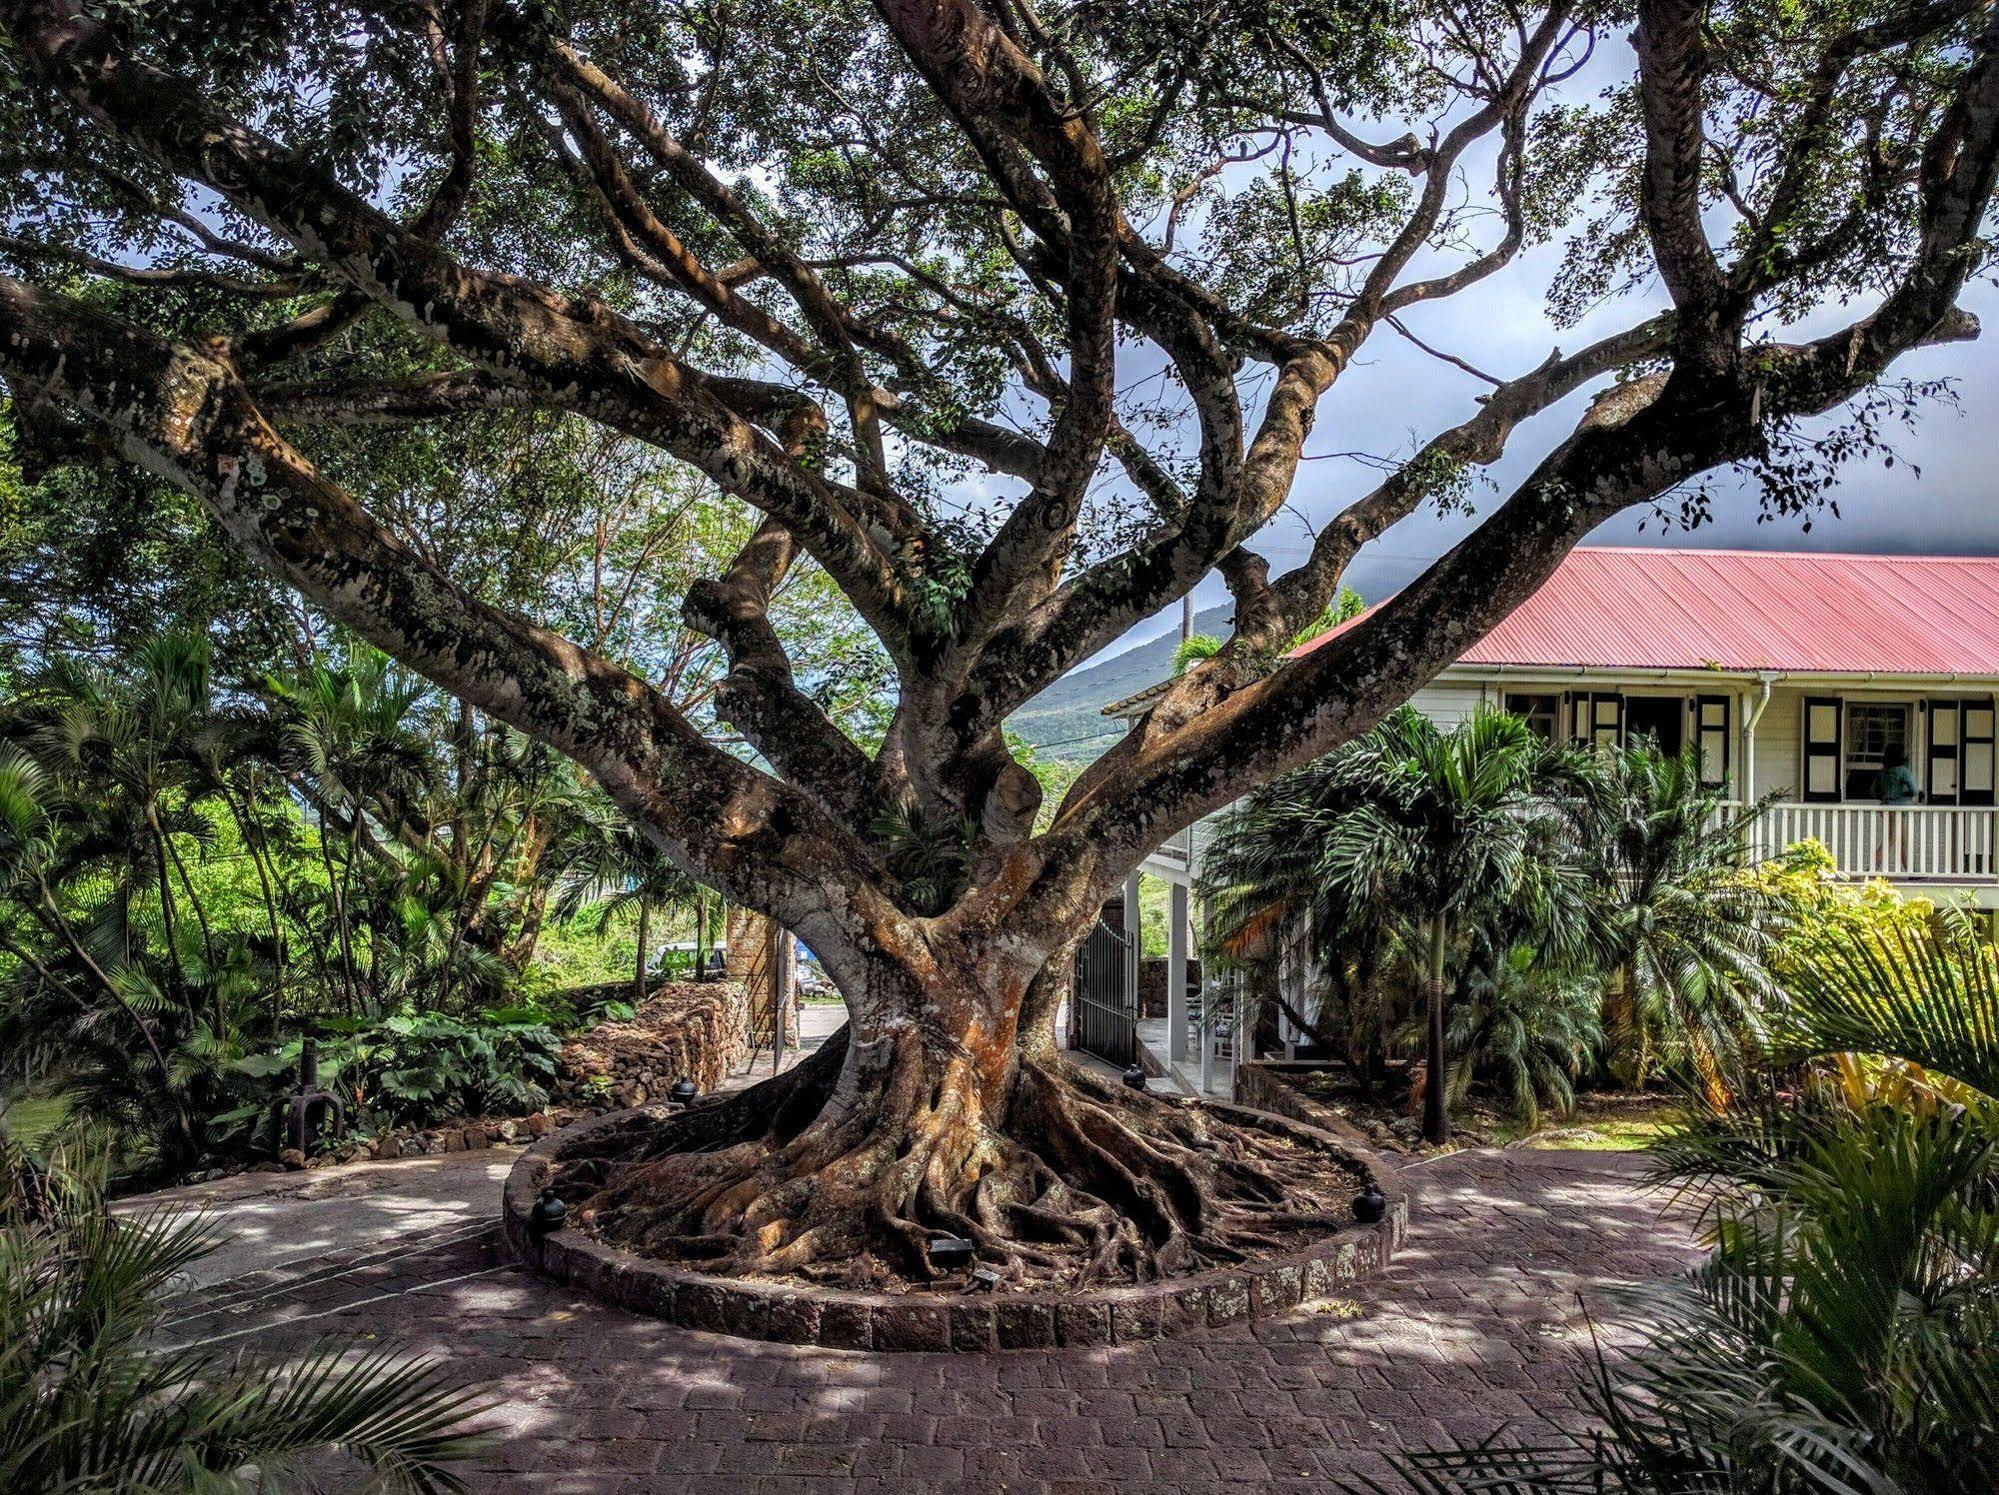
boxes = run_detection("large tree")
[1,0,1994,1286]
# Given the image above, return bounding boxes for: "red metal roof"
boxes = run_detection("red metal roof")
[1290,547,1999,676]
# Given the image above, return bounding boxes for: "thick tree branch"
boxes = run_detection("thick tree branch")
[255,368,557,425]
[1049,375,1741,868]
[1634,0,1733,363]
[874,0,1120,647]
[683,519,883,833]
[3,0,925,659]
[1255,314,1678,644]
[0,273,889,946]
[1731,0,1993,299]
[960,7,1581,739]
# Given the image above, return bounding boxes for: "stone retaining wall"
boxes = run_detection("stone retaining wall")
[1236,1060,1421,1153]
[1136,957,1200,1019]
[1235,1059,1334,1126]
[504,1097,1408,1352]
[552,979,751,1108]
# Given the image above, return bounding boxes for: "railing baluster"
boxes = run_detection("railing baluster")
[1745,803,1999,884]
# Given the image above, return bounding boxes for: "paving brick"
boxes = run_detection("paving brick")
[155,1148,1697,1494]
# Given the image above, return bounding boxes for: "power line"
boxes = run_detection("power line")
[1025,726,1125,752]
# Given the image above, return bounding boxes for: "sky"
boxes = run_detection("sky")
[1179,273,1999,648]
[1090,34,1999,664]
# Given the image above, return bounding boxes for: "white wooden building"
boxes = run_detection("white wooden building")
[1103,547,1999,1085]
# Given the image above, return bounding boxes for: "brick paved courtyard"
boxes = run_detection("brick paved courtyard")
[153,1145,1699,1492]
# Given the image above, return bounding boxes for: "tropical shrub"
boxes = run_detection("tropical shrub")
[1440,943,1602,1131]
[1202,705,1598,1141]
[1356,918,1999,1495]
[216,1008,563,1148]
[0,627,724,1176]
[1171,633,1224,675]
[1744,837,1941,984]
[0,1143,487,1491]
[1565,747,1785,1095]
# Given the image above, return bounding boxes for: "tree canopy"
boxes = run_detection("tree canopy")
[1,0,1995,1289]
[0,4,1989,956]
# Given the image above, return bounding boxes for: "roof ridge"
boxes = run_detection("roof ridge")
[1571,544,1999,563]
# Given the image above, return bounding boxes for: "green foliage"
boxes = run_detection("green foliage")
[1744,838,1939,986]
[1172,590,1362,678]
[1287,586,1368,645]
[224,1008,563,1143]
[1170,633,1223,676]
[1359,919,1999,1495]
[0,625,728,1175]
[1200,723,1800,1133]
[1200,706,1600,1132]
[0,1146,487,1491]
[1442,944,1601,1131]
[1564,748,1786,1093]
[870,802,978,917]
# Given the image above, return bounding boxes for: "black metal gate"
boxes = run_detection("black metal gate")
[1071,920,1135,1066]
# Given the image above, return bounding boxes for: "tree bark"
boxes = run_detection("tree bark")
[633,897,650,1005]
[146,813,188,1005]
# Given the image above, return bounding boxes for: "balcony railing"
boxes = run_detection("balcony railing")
[1750,802,1999,883]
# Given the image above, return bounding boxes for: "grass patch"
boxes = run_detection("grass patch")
[1509,1094,1682,1151]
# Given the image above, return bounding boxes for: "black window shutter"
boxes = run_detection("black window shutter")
[1802,696,1842,803]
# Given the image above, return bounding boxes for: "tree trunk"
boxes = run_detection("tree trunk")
[693,890,708,981]
[217,782,287,1038]
[633,897,650,1005]
[314,807,356,1016]
[1608,959,1644,1089]
[566,919,1356,1291]
[1422,916,1450,1146]
[146,812,188,1003]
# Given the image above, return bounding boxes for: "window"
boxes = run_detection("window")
[1844,701,1911,801]
[1505,692,1561,742]
[1926,698,1996,806]
[1695,695,1729,789]
[1624,695,1685,755]
[1569,692,1623,751]
[1803,697,1841,802]
[1968,703,1996,806]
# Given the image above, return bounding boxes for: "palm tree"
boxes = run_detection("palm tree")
[554,799,701,1003]
[1198,745,1398,1078]
[1568,746,1783,1094]
[267,649,435,1011]
[0,747,175,1088]
[1203,706,1588,1143]
[1320,708,1593,1143]
[12,633,226,1014]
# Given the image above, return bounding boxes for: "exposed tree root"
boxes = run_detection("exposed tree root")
[555,1026,1363,1293]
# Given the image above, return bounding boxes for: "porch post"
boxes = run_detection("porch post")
[1122,870,1142,1023]
[1167,878,1190,1062]
[1745,697,1758,802]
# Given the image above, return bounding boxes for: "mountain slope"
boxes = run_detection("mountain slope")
[1007,605,1233,761]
